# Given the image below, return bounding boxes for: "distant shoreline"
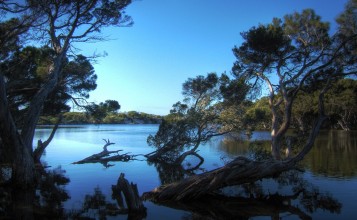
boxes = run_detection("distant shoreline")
[38,111,163,125]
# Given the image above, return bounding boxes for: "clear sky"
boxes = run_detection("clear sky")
[79,0,348,115]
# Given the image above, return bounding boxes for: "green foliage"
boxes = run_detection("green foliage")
[243,97,271,130]
[0,18,24,61]
[38,111,162,125]
[248,141,272,161]
[85,100,120,123]
[284,9,330,48]
[336,0,357,67]
[1,46,97,126]
[324,79,357,130]
[147,73,250,163]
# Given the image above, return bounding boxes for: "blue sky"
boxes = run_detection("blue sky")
[80,0,348,115]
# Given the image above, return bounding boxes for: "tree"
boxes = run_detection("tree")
[242,97,271,131]
[232,8,357,160]
[0,0,132,188]
[146,73,249,166]
[86,99,121,123]
[1,46,97,126]
[324,78,357,130]
[143,4,357,202]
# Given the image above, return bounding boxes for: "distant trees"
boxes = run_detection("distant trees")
[326,79,357,130]
[86,100,121,123]
[38,111,162,125]
[0,0,133,187]
[292,78,357,131]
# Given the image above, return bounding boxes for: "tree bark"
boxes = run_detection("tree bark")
[21,54,65,152]
[33,115,62,163]
[0,74,35,188]
[173,149,204,168]
[112,173,146,218]
[143,156,297,202]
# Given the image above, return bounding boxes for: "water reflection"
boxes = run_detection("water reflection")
[29,125,356,219]
[0,167,70,219]
[304,130,357,178]
[155,170,341,220]
[69,175,147,220]
[219,130,357,179]
[149,161,205,185]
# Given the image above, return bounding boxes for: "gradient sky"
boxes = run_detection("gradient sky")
[79,0,348,115]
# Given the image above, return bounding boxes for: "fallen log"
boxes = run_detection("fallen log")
[72,139,137,166]
[142,156,298,202]
[142,106,328,202]
[144,170,341,220]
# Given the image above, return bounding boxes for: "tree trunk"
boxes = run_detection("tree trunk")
[21,54,65,151]
[0,51,67,188]
[143,156,297,202]
[143,89,328,202]
[173,149,204,168]
[34,115,62,163]
[337,119,350,131]
[0,74,35,187]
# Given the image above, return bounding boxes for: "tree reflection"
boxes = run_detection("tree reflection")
[221,130,357,179]
[151,170,341,220]
[149,160,205,185]
[305,130,357,178]
[0,166,70,219]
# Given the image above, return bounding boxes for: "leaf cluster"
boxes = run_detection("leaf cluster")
[0,46,98,125]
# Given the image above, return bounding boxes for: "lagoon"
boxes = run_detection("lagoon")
[35,124,357,219]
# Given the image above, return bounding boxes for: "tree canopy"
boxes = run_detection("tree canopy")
[0,0,133,187]
[1,46,98,125]
[146,72,250,166]
[232,8,357,159]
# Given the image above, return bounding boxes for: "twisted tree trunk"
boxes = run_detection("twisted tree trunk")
[143,157,297,202]
[143,90,328,202]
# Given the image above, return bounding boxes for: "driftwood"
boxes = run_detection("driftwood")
[112,173,146,212]
[112,173,146,219]
[72,139,136,166]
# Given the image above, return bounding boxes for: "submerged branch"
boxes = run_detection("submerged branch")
[72,139,137,166]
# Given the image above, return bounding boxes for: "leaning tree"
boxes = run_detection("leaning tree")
[0,0,133,188]
[146,73,249,167]
[0,46,98,163]
[143,4,357,202]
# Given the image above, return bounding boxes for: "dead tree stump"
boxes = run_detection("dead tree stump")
[112,173,146,219]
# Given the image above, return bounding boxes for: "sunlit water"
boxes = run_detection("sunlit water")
[35,125,357,219]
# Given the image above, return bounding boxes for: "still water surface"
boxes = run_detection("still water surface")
[35,124,357,219]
